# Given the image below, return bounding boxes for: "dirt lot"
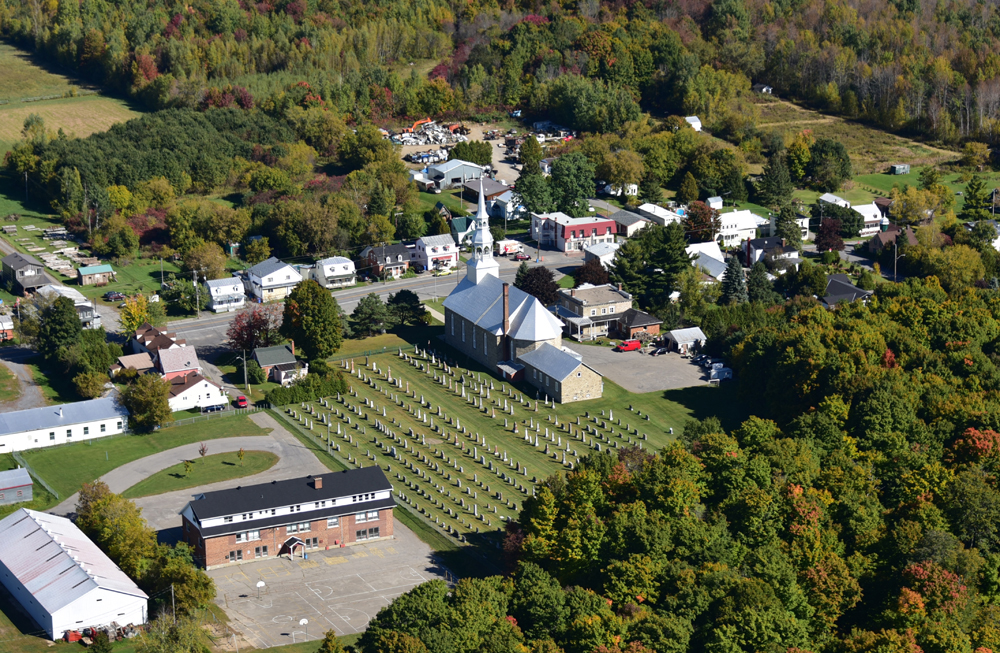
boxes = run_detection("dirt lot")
[399,124,521,185]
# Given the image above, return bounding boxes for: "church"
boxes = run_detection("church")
[442,183,604,403]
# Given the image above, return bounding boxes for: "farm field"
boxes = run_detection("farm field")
[121,450,279,499]
[279,348,749,553]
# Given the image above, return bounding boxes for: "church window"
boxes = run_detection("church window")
[473,325,476,348]
[451,314,455,336]
[484,333,487,351]
[462,321,466,343]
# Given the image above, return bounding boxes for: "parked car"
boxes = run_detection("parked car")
[434,268,452,276]
[234,395,248,408]
[514,252,531,261]
[615,339,642,352]
[202,404,225,413]
[650,347,669,357]
[103,291,125,301]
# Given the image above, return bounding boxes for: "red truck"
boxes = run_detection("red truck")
[615,339,642,352]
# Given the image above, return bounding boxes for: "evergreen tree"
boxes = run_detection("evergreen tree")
[317,630,347,653]
[38,297,83,360]
[747,262,775,302]
[757,154,793,208]
[387,289,426,325]
[519,135,544,174]
[279,280,343,361]
[351,293,395,337]
[919,166,942,190]
[676,171,699,205]
[720,256,748,304]
[774,205,803,249]
[515,261,531,288]
[646,222,693,304]
[961,175,992,222]
[722,164,748,202]
[609,238,648,301]
[638,171,663,204]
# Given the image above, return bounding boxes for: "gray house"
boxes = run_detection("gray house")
[1,252,47,296]
[0,468,32,506]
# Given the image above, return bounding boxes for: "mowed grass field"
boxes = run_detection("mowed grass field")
[122,450,279,499]
[0,43,140,154]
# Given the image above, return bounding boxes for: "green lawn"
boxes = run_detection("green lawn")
[264,633,361,652]
[121,450,279,499]
[26,358,77,405]
[0,363,19,403]
[557,274,575,288]
[418,189,471,216]
[20,415,270,501]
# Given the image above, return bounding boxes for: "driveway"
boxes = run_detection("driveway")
[0,346,46,412]
[210,524,448,649]
[49,412,329,531]
[563,343,710,394]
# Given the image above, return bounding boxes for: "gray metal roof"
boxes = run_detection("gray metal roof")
[584,242,619,258]
[253,344,295,367]
[205,277,241,289]
[0,467,31,491]
[1,252,42,270]
[694,253,727,280]
[429,159,481,175]
[419,234,456,248]
[444,275,562,340]
[518,343,585,381]
[0,509,147,616]
[609,210,647,226]
[0,397,128,438]
[248,256,291,278]
[668,327,707,345]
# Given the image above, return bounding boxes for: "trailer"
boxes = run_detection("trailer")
[495,239,524,255]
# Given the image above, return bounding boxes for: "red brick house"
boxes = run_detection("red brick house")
[616,308,662,339]
[181,468,395,569]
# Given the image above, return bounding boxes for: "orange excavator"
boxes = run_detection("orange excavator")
[401,118,433,133]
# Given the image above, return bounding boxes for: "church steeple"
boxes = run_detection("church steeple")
[466,178,500,284]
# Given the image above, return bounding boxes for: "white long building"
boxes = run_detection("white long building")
[0,397,129,453]
[0,509,148,639]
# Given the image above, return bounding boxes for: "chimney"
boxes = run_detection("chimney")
[290,339,295,357]
[58,407,63,418]
[617,283,622,292]
[570,289,576,297]
[314,476,323,490]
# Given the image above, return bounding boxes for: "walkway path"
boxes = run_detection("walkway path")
[0,346,46,412]
[50,413,328,531]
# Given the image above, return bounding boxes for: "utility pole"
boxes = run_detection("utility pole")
[171,584,176,624]
[160,258,164,288]
[243,349,249,392]
[192,269,200,318]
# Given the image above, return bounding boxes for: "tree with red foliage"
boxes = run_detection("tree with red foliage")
[574,257,609,287]
[226,303,283,352]
[814,218,845,251]
[882,348,898,369]
[683,201,721,243]
[902,561,969,616]
[948,428,1000,466]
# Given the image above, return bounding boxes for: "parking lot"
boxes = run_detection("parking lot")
[209,523,449,648]
[563,342,710,394]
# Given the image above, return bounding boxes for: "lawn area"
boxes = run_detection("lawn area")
[263,632,362,652]
[0,454,57,519]
[121,450,279,499]
[557,273,575,288]
[20,415,269,501]
[26,358,77,405]
[417,189,471,216]
[0,363,20,403]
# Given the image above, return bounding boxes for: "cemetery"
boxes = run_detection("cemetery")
[279,346,680,543]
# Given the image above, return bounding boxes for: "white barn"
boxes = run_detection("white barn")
[0,509,148,639]
[0,397,128,453]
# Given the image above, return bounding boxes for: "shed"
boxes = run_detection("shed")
[664,327,707,354]
[0,467,32,505]
[76,264,115,286]
[752,84,773,94]
[707,196,723,210]
[684,116,702,132]
[890,164,910,175]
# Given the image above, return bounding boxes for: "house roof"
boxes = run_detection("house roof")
[205,277,241,289]
[444,275,562,341]
[450,217,473,234]
[707,196,723,203]
[620,308,662,329]
[870,226,917,250]
[819,193,849,207]
[429,159,481,175]
[115,353,155,372]
[157,346,200,374]
[609,210,647,227]
[823,273,873,306]
[852,202,882,222]
[0,397,127,438]
[168,373,220,398]
[694,253,727,280]
[318,256,353,267]
[686,241,724,261]
[418,234,456,249]
[668,327,707,345]
[1,252,42,270]
[463,178,509,197]
[584,242,619,258]
[874,197,894,210]
[77,264,114,275]
[188,468,393,521]
[561,283,631,306]
[248,256,292,278]
[36,284,88,305]
[361,244,411,262]
[0,468,31,491]
[533,212,614,227]
[517,343,587,381]
[0,315,13,331]
[508,298,564,342]
[0,509,147,616]
[720,209,759,231]
[253,344,296,367]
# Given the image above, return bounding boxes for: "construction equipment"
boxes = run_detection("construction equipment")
[402,118,433,134]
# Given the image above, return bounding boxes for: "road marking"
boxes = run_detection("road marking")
[351,551,368,558]
[324,557,347,565]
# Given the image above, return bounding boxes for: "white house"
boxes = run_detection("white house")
[963,220,1000,252]
[168,374,228,412]
[686,242,727,281]
[531,212,617,252]
[665,327,707,354]
[0,509,148,640]
[707,196,724,210]
[583,242,620,268]
[204,277,246,313]
[852,202,884,237]
[315,256,356,288]
[428,159,483,189]
[745,236,800,268]
[769,213,810,240]
[818,193,850,208]
[601,183,638,197]
[718,209,760,247]
[245,257,302,302]
[0,397,128,453]
[412,234,459,271]
[540,157,556,176]
[684,116,703,131]
[36,284,101,330]
[490,190,521,222]
[637,203,683,226]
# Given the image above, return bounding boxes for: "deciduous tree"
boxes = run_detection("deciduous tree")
[683,201,720,243]
[518,266,560,305]
[814,218,845,251]
[120,373,173,432]
[37,296,82,359]
[449,141,493,167]
[226,304,283,351]
[243,237,271,265]
[550,152,596,217]
[574,258,609,287]
[279,280,343,361]
[388,289,426,326]
[675,171,699,205]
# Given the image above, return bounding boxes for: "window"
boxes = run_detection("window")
[590,309,596,316]
[117,421,122,430]
[236,550,243,561]
[356,512,369,523]
[66,429,72,438]
[356,529,369,541]
[368,527,380,539]
[451,314,455,336]
[235,531,259,543]
[287,522,310,533]
[327,517,339,527]
[228,551,236,561]
[472,325,476,349]
[462,321,465,342]
[609,306,615,313]
[601,308,606,315]
[592,228,597,236]
[100,424,106,433]
[484,333,487,351]
[267,277,273,282]
[83,426,89,436]
[49,432,54,441]
[224,516,233,523]
[367,510,379,521]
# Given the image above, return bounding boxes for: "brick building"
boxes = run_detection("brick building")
[181,468,395,569]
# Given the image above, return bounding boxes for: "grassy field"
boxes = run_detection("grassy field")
[20,415,270,501]
[0,363,20,403]
[121,450,279,499]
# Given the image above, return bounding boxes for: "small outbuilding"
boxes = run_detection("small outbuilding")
[890,164,910,175]
[664,327,707,355]
[76,264,116,286]
[684,116,703,132]
[707,196,723,210]
[0,467,32,505]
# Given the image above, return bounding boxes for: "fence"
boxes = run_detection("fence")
[166,405,268,429]
[12,451,60,500]
[327,344,415,364]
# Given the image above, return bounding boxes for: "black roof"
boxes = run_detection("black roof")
[1,252,43,270]
[748,236,784,250]
[822,274,873,307]
[188,468,393,520]
[620,308,662,328]
[197,496,396,538]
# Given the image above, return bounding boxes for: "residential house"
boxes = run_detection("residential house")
[434,202,453,220]
[874,196,894,218]
[707,196,724,210]
[76,264,115,286]
[156,346,202,381]
[168,374,227,412]
[204,277,246,313]
[963,220,1000,252]
[822,274,873,308]
[665,327,707,355]
[253,344,307,385]
[752,83,773,94]
[553,284,633,341]
[181,468,395,568]
[0,509,147,640]
[427,159,483,189]
[130,323,186,355]
[617,308,662,339]
[450,216,475,247]
[246,257,302,302]
[600,182,638,197]
[0,397,128,452]
[518,344,603,404]
[412,234,459,272]
[684,116,702,131]
[745,236,799,267]
[36,284,101,329]
[462,178,509,203]
[360,243,412,279]
[818,193,850,208]
[1,252,47,296]
[769,213,810,240]
[314,257,356,289]
[718,210,760,247]
[637,203,683,226]
[686,242,728,281]
[852,202,884,237]
[540,158,556,176]
[109,352,155,377]
[0,315,13,341]
[530,212,616,252]
[0,468,31,506]
[489,190,521,222]
[869,225,918,254]
[609,210,650,237]
[583,242,620,269]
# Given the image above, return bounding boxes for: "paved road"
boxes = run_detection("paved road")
[49,412,328,531]
[0,346,45,411]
